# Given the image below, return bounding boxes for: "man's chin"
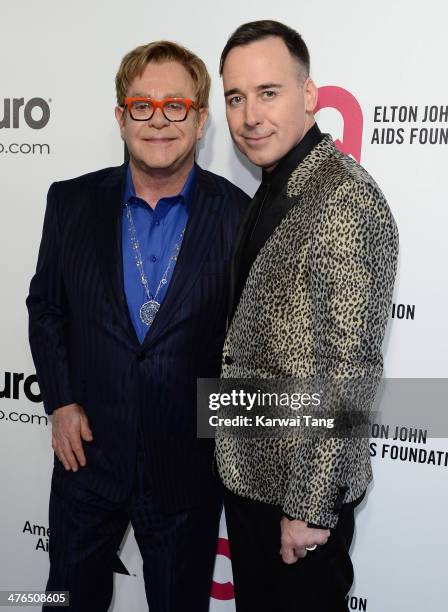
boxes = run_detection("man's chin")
[134,156,178,173]
[239,148,277,170]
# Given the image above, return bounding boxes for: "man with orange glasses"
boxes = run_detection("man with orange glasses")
[27,41,248,611]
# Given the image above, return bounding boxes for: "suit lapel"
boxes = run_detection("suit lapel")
[227,136,336,322]
[92,164,227,349]
[93,164,139,345]
[141,167,224,348]
[227,182,269,321]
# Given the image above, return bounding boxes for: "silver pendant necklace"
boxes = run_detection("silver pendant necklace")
[125,202,186,326]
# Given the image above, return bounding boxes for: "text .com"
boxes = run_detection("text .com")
[0,142,50,155]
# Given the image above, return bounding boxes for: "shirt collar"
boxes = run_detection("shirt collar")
[123,163,197,211]
[261,123,324,196]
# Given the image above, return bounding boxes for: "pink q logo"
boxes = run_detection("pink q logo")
[211,537,234,600]
[315,86,363,162]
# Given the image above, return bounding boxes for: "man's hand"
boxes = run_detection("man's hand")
[51,403,93,471]
[280,516,330,564]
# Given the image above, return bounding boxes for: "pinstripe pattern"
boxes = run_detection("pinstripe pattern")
[43,450,222,612]
[27,163,249,511]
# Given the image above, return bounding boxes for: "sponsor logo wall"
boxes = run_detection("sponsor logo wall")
[0,97,52,157]
[1,1,447,610]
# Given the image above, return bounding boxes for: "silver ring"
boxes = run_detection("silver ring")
[305,544,317,551]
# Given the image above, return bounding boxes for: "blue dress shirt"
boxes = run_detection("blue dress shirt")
[122,164,196,343]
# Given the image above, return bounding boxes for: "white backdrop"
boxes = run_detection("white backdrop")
[1,1,447,610]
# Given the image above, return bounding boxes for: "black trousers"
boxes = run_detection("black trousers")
[224,488,359,612]
[43,442,222,612]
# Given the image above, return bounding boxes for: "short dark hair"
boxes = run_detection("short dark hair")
[219,20,310,79]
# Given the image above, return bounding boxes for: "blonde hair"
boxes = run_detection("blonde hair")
[115,40,211,108]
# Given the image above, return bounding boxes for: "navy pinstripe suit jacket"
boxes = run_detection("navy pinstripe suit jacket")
[27,163,249,511]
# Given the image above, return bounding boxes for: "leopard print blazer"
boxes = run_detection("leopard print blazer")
[215,135,399,528]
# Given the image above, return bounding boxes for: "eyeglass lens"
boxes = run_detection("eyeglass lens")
[130,100,188,121]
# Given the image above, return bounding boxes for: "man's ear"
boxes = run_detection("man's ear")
[115,106,126,139]
[196,107,209,140]
[304,78,318,114]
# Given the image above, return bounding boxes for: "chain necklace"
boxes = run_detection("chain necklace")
[125,202,186,326]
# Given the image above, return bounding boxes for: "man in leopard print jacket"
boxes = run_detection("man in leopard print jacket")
[215,19,399,612]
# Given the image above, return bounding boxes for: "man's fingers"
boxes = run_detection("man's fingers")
[280,544,302,564]
[52,436,70,470]
[295,547,307,559]
[303,528,330,549]
[309,529,330,547]
[67,427,87,467]
[60,438,80,471]
[279,517,331,561]
[51,403,90,470]
[70,439,87,468]
[55,449,71,471]
[80,414,93,442]
[54,442,80,471]
[281,549,297,564]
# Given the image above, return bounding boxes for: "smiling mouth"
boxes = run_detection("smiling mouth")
[143,137,176,143]
[242,134,272,144]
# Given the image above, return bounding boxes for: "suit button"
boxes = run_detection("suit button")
[224,355,234,365]
[137,351,145,362]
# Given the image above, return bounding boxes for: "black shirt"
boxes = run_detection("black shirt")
[232,124,324,317]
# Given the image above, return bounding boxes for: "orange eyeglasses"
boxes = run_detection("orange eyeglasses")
[123,97,199,122]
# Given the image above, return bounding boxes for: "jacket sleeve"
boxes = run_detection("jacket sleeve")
[282,178,399,527]
[26,182,74,415]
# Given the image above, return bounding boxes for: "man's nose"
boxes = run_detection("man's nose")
[244,99,262,128]
[148,106,170,128]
